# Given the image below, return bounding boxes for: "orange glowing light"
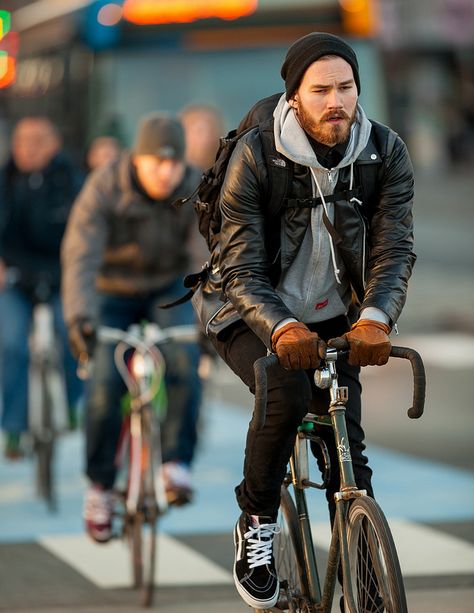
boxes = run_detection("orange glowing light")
[339,0,379,36]
[0,53,16,88]
[123,0,258,25]
[98,3,123,27]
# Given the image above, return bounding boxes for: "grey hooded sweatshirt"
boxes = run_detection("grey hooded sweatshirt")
[273,94,372,324]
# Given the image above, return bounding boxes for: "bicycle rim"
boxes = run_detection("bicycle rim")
[346,497,407,613]
[260,484,313,612]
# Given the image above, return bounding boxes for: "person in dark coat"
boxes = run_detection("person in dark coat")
[195,33,416,610]
[62,113,207,543]
[0,116,85,458]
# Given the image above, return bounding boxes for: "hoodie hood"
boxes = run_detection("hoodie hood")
[273,93,372,170]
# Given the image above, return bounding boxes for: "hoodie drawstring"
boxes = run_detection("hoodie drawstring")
[309,167,341,285]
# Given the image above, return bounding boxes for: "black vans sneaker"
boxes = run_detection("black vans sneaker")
[233,511,280,609]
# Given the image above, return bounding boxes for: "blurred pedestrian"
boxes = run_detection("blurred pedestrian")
[85,135,122,172]
[61,112,207,543]
[179,103,224,171]
[0,116,85,458]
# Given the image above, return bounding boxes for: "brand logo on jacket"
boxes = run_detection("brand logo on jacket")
[315,299,329,310]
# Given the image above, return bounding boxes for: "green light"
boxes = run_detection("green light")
[0,10,11,40]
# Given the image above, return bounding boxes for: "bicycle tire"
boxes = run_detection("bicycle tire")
[127,406,158,607]
[259,484,313,612]
[34,366,56,512]
[345,497,407,613]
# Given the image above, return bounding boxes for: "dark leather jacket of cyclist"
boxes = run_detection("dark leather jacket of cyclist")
[197,119,416,349]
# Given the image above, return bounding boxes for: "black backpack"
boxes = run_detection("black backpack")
[175,116,291,256]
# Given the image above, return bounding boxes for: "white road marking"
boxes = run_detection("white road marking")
[38,519,474,589]
[311,519,474,576]
[39,532,232,588]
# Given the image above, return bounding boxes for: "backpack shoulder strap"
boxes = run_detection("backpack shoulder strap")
[358,120,398,208]
[257,118,292,218]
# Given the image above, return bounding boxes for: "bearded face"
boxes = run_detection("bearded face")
[290,56,358,146]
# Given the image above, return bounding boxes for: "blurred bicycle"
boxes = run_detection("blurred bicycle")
[80,321,197,607]
[4,269,70,511]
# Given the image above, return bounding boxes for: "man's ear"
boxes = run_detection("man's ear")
[289,96,298,109]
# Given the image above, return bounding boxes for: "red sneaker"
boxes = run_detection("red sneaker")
[83,485,114,543]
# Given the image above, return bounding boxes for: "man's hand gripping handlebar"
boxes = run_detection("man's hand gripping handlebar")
[251,340,426,431]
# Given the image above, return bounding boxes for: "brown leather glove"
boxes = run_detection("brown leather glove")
[343,319,391,366]
[272,321,326,370]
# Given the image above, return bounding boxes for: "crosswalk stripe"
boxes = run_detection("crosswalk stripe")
[310,519,474,577]
[39,532,232,588]
[38,517,474,589]
[390,333,474,369]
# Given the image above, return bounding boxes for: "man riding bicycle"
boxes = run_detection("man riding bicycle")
[0,116,84,458]
[196,33,416,610]
[61,114,207,543]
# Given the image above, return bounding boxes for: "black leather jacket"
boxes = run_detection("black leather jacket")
[193,119,415,349]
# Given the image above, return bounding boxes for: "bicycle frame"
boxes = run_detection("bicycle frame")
[287,348,367,612]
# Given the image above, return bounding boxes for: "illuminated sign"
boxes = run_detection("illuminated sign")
[339,0,379,37]
[0,9,17,88]
[123,0,258,25]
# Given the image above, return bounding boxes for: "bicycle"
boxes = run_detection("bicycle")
[251,340,426,612]
[81,322,197,607]
[4,269,69,511]
[28,280,69,512]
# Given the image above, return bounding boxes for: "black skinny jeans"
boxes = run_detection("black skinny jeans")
[212,315,374,520]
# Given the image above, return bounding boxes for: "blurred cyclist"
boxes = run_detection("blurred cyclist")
[0,116,84,458]
[61,113,207,543]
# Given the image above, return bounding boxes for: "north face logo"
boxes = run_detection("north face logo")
[269,157,286,168]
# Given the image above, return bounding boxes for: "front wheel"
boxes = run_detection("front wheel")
[345,497,407,613]
[33,366,57,512]
[127,405,158,607]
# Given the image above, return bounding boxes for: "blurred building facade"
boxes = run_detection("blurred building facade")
[378,0,474,172]
[1,0,473,172]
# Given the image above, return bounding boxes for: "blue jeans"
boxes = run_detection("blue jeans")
[0,286,83,433]
[85,282,202,489]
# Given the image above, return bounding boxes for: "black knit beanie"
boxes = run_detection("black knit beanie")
[281,32,360,100]
[133,113,185,159]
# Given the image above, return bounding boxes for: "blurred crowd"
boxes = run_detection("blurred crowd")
[0,103,223,529]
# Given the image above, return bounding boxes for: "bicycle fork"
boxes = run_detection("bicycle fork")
[318,352,367,613]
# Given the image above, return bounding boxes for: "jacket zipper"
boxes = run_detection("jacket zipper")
[205,299,231,336]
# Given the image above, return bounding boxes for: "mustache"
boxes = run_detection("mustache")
[322,111,350,121]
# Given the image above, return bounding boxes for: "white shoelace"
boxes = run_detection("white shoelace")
[83,489,114,523]
[244,522,281,569]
